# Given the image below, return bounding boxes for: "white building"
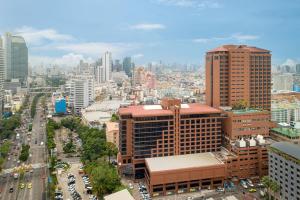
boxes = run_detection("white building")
[103,51,112,82]
[69,75,95,114]
[272,73,293,91]
[271,102,300,124]
[0,45,5,115]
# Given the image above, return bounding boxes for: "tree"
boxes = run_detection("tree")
[111,113,119,122]
[88,161,121,198]
[261,176,280,200]
[232,99,248,110]
[105,142,118,163]
[19,144,30,162]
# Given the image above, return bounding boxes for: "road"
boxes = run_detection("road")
[0,97,48,200]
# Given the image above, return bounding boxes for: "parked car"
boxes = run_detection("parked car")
[240,180,248,189]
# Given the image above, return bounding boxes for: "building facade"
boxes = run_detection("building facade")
[118,98,223,179]
[0,46,5,116]
[1,32,28,83]
[269,142,300,200]
[205,45,271,110]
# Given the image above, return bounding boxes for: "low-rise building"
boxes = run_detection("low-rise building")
[104,189,134,200]
[145,152,225,197]
[106,122,119,148]
[270,128,300,145]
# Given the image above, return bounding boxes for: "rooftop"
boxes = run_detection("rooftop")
[208,45,270,53]
[104,189,135,200]
[270,142,300,161]
[145,152,224,172]
[271,128,300,138]
[119,103,221,117]
[231,108,265,115]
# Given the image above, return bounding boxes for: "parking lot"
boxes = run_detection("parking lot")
[122,177,264,200]
[57,163,94,200]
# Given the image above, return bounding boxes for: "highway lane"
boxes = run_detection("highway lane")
[0,97,48,200]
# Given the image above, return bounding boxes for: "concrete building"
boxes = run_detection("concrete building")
[118,98,223,179]
[1,32,28,83]
[145,153,225,196]
[270,128,300,145]
[69,75,94,114]
[271,102,300,124]
[123,57,133,77]
[103,51,112,82]
[269,142,300,200]
[106,122,119,148]
[0,46,5,115]
[272,73,293,91]
[205,45,271,110]
[104,189,134,200]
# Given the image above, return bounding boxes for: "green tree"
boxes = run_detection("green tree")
[105,142,118,163]
[88,161,121,198]
[232,99,248,110]
[111,113,119,122]
[261,176,280,200]
[19,144,30,162]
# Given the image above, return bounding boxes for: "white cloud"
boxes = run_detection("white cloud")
[193,33,260,43]
[231,33,260,41]
[14,26,74,46]
[157,0,220,8]
[29,53,94,67]
[133,54,144,59]
[281,58,297,67]
[56,42,139,57]
[130,23,165,30]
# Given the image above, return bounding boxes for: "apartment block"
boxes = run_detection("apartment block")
[205,45,271,110]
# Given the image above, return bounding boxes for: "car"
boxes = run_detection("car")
[216,186,225,192]
[19,183,25,189]
[257,182,264,188]
[9,187,14,193]
[246,179,254,187]
[129,183,134,189]
[249,188,257,193]
[240,180,248,189]
[27,183,32,189]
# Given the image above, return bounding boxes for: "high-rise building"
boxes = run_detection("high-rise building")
[205,45,271,110]
[269,142,300,200]
[123,57,132,77]
[272,73,293,91]
[113,59,122,72]
[95,65,105,84]
[0,44,5,116]
[2,32,28,83]
[296,64,300,74]
[103,51,112,81]
[69,75,95,114]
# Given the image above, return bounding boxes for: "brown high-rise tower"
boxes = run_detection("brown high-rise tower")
[205,45,271,110]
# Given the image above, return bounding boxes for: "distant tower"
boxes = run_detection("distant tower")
[0,42,5,116]
[103,51,112,81]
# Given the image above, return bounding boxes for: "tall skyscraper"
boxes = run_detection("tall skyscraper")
[123,57,132,77]
[103,51,112,81]
[296,64,300,74]
[205,45,271,110]
[2,32,28,83]
[0,43,5,116]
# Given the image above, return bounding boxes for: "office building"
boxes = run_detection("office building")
[271,102,300,124]
[123,57,133,77]
[269,142,300,200]
[296,64,300,74]
[205,45,271,110]
[0,46,5,116]
[1,32,28,83]
[55,98,67,114]
[118,98,223,179]
[272,73,293,91]
[69,75,94,114]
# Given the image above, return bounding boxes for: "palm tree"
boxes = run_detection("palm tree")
[261,176,272,199]
[261,176,281,200]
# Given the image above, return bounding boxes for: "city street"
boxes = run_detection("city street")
[0,98,48,200]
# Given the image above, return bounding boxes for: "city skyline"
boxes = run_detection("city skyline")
[1,0,300,67]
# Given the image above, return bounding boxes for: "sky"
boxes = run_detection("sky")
[1,0,300,67]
